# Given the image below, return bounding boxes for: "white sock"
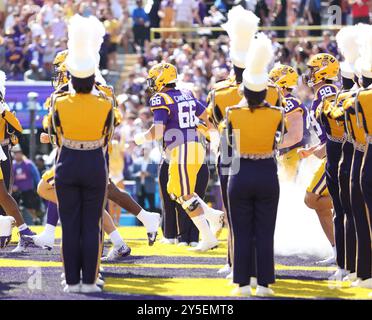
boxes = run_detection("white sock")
[18,223,28,232]
[137,209,148,223]
[191,214,216,242]
[333,246,337,258]
[109,230,125,248]
[44,224,56,236]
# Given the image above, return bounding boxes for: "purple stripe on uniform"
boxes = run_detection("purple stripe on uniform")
[46,201,59,226]
[318,185,327,196]
[178,145,184,196]
[312,174,325,194]
[184,143,190,194]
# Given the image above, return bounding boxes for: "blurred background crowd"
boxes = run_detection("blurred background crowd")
[0,0,371,224]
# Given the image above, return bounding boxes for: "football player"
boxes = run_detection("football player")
[298,53,339,265]
[269,64,310,181]
[0,70,36,252]
[134,62,224,252]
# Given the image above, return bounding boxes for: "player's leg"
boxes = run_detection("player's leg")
[158,159,178,243]
[0,165,36,252]
[279,147,301,182]
[0,147,12,215]
[168,142,218,252]
[305,159,335,263]
[107,179,160,245]
[101,210,131,262]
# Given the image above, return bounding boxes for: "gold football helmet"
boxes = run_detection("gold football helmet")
[305,53,339,87]
[269,64,299,89]
[52,50,69,89]
[147,63,178,94]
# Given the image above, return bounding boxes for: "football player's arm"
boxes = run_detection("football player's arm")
[134,108,167,145]
[278,110,303,149]
[197,101,220,153]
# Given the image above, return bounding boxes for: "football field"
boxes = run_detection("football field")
[0,227,371,300]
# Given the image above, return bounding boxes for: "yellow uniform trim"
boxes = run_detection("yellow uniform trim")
[150,105,171,115]
[157,92,174,104]
[41,167,56,186]
[358,89,372,135]
[2,110,23,133]
[306,158,329,196]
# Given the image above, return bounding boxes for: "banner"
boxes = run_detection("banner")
[5,81,54,129]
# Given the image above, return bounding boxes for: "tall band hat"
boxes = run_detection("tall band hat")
[221,5,260,69]
[65,14,96,79]
[336,25,360,79]
[242,32,274,93]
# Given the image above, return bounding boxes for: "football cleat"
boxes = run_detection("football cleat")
[189,242,198,247]
[177,242,188,247]
[101,244,131,262]
[188,239,218,252]
[23,232,55,251]
[96,278,105,286]
[204,208,224,238]
[256,286,275,297]
[147,231,158,246]
[351,278,363,287]
[11,229,36,253]
[358,278,372,289]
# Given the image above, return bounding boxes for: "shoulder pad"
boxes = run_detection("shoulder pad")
[214,78,236,92]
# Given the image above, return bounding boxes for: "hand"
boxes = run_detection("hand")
[40,132,50,144]
[134,132,146,146]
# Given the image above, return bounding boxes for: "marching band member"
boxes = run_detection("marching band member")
[269,64,310,181]
[134,62,223,252]
[46,15,114,293]
[0,70,36,253]
[349,26,372,288]
[326,26,360,280]
[208,5,260,275]
[227,33,283,297]
[298,53,339,265]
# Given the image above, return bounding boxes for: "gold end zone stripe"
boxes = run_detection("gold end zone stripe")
[0,259,338,272]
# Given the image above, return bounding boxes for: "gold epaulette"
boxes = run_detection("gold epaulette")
[213,78,236,92]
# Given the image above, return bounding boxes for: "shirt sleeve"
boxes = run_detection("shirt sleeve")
[284,98,303,116]
[149,94,171,114]
[153,108,169,125]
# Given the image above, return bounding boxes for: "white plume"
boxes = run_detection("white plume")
[88,15,106,66]
[359,24,372,76]
[67,14,93,59]
[245,33,274,75]
[0,70,6,98]
[221,5,260,67]
[336,26,360,64]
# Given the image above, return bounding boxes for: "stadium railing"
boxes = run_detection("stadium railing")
[150,25,343,43]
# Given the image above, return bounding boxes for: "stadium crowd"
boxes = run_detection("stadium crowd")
[0,0,371,224]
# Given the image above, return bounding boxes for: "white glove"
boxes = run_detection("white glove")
[134,132,147,146]
[209,130,220,157]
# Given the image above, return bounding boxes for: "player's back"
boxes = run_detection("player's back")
[150,87,206,150]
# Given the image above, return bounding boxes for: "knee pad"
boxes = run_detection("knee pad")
[177,195,200,213]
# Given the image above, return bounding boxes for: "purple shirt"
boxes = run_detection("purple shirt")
[150,88,206,149]
[13,159,37,191]
[5,48,23,65]
[309,84,338,144]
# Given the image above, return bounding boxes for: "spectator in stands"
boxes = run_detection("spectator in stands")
[12,145,41,225]
[5,38,24,79]
[132,0,150,50]
[158,0,175,39]
[104,10,121,70]
[24,59,45,81]
[305,0,322,37]
[120,10,133,53]
[174,0,201,39]
[131,146,158,212]
[349,0,371,24]
[34,155,46,177]
[24,35,45,71]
